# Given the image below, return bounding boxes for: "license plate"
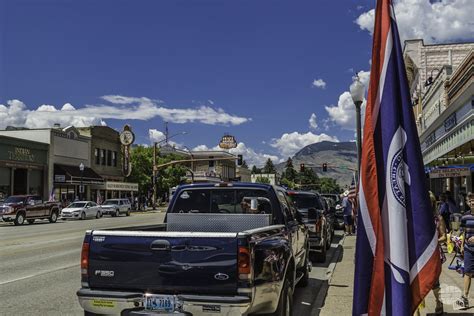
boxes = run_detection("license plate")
[145,294,175,312]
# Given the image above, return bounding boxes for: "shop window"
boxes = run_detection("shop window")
[95,148,100,165]
[107,150,112,166]
[29,170,43,196]
[0,167,11,199]
[112,151,117,167]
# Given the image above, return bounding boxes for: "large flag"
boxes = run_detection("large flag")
[353,0,441,315]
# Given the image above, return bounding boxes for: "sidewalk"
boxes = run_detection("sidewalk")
[318,236,474,315]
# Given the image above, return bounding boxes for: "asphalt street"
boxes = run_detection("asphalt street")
[0,212,343,316]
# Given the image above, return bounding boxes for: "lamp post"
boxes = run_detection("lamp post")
[350,75,365,182]
[152,131,187,210]
[79,162,85,201]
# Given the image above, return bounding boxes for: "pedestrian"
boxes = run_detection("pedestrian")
[342,190,353,236]
[439,193,451,231]
[456,193,474,309]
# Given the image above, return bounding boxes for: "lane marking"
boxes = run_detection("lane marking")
[0,263,79,286]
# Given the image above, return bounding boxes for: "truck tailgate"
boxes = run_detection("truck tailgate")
[87,231,239,295]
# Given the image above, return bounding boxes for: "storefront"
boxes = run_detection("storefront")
[0,136,48,200]
[90,181,138,203]
[53,164,103,204]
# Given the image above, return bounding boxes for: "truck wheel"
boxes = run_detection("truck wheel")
[27,219,35,224]
[126,209,131,216]
[49,211,58,223]
[316,245,327,263]
[80,212,86,220]
[297,250,310,287]
[14,212,25,226]
[272,278,293,316]
[115,209,120,217]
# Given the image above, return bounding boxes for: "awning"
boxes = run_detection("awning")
[54,164,104,184]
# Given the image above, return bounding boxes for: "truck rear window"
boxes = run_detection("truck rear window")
[171,189,272,215]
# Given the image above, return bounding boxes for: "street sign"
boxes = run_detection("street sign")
[429,167,470,179]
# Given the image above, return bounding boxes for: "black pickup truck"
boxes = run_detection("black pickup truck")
[77,183,310,316]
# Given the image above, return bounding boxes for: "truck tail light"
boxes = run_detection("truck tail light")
[238,246,251,276]
[81,242,90,276]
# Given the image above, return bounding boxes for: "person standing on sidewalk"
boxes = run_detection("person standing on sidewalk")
[457,193,474,309]
[342,191,353,236]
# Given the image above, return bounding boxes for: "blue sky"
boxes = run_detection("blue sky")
[1,0,472,166]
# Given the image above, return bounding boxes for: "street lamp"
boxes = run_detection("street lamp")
[79,162,85,201]
[350,74,365,181]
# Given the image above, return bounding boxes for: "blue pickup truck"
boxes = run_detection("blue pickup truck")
[77,183,310,316]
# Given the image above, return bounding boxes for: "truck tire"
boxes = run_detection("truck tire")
[115,209,120,217]
[297,250,310,287]
[14,212,25,226]
[272,278,293,316]
[126,209,131,216]
[49,211,58,223]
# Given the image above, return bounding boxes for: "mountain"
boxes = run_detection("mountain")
[276,141,357,188]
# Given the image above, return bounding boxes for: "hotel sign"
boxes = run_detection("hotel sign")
[219,135,237,149]
[429,167,470,179]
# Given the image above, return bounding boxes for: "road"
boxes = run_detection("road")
[0,213,342,316]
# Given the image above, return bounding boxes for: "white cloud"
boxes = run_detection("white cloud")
[324,70,370,130]
[356,0,474,43]
[309,113,318,129]
[0,96,250,130]
[148,129,182,148]
[192,142,280,167]
[271,131,339,158]
[312,78,327,89]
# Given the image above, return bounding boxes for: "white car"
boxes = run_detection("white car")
[100,199,131,217]
[60,201,102,220]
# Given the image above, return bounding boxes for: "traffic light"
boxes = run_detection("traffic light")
[322,163,328,172]
[300,163,305,172]
[237,154,243,166]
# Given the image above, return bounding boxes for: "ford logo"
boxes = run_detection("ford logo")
[214,273,229,281]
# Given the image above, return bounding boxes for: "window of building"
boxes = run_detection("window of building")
[95,148,100,165]
[107,150,112,166]
[112,151,117,167]
[100,149,106,165]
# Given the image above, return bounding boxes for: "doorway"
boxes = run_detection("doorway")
[13,168,28,195]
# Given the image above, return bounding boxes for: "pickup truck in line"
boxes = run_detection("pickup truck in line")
[0,195,61,225]
[77,182,310,316]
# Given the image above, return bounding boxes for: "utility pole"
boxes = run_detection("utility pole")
[152,142,157,210]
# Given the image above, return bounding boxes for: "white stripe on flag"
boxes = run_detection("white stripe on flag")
[359,181,376,255]
[409,231,439,283]
[372,28,393,128]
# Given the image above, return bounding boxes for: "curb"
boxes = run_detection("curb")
[311,235,346,315]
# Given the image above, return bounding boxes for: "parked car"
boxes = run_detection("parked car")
[100,198,131,217]
[321,193,344,229]
[287,190,329,263]
[77,182,310,316]
[0,195,61,225]
[61,201,102,220]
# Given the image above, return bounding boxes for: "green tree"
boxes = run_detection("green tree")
[262,158,276,174]
[280,177,296,189]
[283,157,297,181]
[255,176,270,184]
[319,177,341,194]
[297,167,320,191]
[251,165,261,174]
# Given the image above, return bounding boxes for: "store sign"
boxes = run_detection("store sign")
[219,135,237,149]
[429,167,470,179]
[8,147,35,162]
[54,175,66,183]
[121,125,134,177]
[105,182,139,191]
[444,113,457,132]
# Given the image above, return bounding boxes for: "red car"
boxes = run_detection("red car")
[0,195,61,225]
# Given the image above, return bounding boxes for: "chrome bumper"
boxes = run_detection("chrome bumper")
[1,215,15,221]
[77,288,252,316]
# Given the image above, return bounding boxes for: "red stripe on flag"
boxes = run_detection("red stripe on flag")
[410,248,442,313]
